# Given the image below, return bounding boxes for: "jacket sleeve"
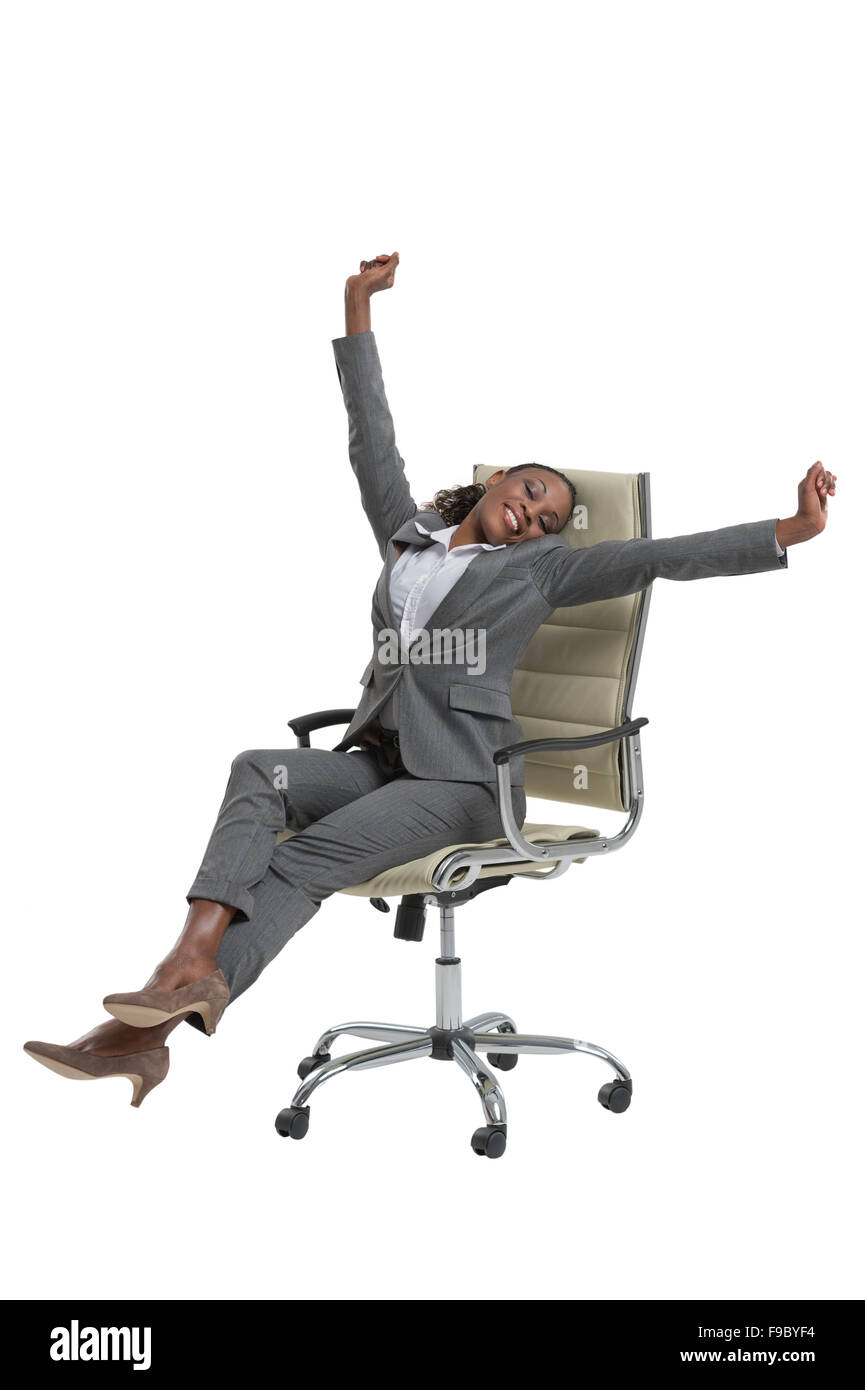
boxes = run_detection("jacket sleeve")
[529,517,788,609]
[331,330,418,560]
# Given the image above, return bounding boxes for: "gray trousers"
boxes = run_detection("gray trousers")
[183,744,526,1032]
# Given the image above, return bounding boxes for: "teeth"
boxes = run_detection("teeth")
[504,505,519,533]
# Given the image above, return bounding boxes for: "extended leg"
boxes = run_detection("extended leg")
[187,771,527,1030]
[185,746,388,923]
[65,747,388,1057]
[470,1030,631,1083]
[464,1011,518,1033]
[451,1037,507,1127]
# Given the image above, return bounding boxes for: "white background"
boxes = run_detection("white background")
[1,0,860,1301]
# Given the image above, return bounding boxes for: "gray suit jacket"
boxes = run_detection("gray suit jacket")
[330,330,787,787]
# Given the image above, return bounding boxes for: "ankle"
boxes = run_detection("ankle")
[147,953,218,989]
[169,951,218,974]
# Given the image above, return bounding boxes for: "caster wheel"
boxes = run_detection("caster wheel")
[297,1052,331,1080]
[488,1023,518,1071]
[598,1079,632,1113]
[275,1105,310,1139]
[471,1124,507,1158]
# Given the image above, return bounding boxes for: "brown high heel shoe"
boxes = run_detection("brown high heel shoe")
[102,968,230,1036]
[23,1041,170,1108]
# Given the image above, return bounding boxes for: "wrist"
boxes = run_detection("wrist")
[775,515,817,547]
[344,281,371,335]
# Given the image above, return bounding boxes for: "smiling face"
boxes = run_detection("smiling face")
[476,467,573,545]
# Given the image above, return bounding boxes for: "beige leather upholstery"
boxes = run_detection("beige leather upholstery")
[474,465,645,812]
[274,821,599,896]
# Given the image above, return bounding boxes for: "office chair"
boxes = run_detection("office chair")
[273,467,651,1158]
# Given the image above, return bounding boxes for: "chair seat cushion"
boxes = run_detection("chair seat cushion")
[273,822,599,898]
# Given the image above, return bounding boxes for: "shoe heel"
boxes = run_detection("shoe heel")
[202,992,229,1036]
[127,1048,170,1108]
[192,980,230,1036]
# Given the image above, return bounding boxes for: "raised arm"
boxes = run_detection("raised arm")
[530,464,837,609]
[331,252,417,560]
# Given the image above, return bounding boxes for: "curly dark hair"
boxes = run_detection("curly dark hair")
[423,463,577,530]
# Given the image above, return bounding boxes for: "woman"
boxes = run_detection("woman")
[23,251,837,1107]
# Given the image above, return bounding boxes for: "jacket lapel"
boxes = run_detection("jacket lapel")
[421,545,511,631]
[425,532,569,630]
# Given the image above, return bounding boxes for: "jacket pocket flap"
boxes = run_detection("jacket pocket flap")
[448,682,512,717]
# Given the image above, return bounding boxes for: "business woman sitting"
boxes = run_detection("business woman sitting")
[24,252,837,1108]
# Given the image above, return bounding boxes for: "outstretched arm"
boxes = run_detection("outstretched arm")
[530,463,837,609]
[331,252,417,560]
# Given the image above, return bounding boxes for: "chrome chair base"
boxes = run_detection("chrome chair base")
[275,904,632,1158]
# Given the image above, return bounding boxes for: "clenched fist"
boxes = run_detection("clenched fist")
[346,251,399,299]
[776,463,838,548]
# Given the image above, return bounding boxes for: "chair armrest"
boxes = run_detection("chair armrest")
[492,717,649,765]
[287,708,357,748]
[491,717,649,862]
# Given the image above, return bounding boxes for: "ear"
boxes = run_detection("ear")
[484,468,507,487]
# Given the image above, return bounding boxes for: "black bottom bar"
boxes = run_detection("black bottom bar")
[9,1298,860,1372]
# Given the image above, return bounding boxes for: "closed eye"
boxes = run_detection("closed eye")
[525,480,549,533]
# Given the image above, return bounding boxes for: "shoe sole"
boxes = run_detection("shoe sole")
[104,1000,217,1032]
[24,1049,151,1105]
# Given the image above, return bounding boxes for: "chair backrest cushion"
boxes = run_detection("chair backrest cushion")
[474,465,648,812]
